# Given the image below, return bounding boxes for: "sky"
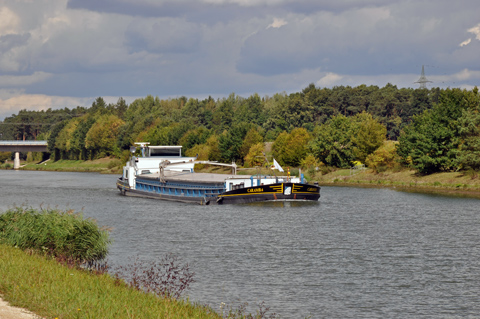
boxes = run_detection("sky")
[0,0,479,120]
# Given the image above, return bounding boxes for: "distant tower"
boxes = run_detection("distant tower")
[415,65,432,89]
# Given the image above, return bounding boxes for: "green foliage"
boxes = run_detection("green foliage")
[365,140,398,173]
[178,126,211,154]
[0,151,10,163]
[456,98,480,170]
[85,114,125,158]
[309,115,355,168]
[240,128,264,160]
[218,129,243,163]
[351,112,387,162]
[309,113,386,168]
[397,88,480,174]
[206,135,221,161]
[55,117,81,159]
[3,85,480,176]
[0,207,110,263]
[272,128,311,167]
[244,142,265,168]
[271,131,289,165]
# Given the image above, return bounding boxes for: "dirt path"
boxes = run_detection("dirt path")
[0,297,42,319]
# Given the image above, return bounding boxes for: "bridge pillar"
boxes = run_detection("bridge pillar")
[14,152,20,169]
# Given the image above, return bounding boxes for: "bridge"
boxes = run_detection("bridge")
[0,141,48,169]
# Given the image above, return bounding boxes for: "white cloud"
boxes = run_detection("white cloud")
[467,23,480,40]
[0,6,20,35]
[460,38,471,47]
[267,17,287,28]
[316,72,343,87]
[0,91,141,120]
[452,68,480,81]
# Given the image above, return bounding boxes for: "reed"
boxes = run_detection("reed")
[0,207,110,264]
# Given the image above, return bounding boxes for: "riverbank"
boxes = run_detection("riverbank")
[0,244,220,319]
[3,158,480,198]
[1,157,123,174]
[316,168,480,198]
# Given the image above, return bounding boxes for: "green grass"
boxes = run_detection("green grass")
[0,244,221,319]
[16,158,123,174]
[313,168,480,198]
[0,207,111,263]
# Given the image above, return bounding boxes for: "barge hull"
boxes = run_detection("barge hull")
[216,182,320,205]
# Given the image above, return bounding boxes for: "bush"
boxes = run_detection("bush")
[365,140,398,173]
[108,158,123,169]
[113,254,195,300]
[0,207,111,264]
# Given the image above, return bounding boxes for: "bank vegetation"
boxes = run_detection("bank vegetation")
[1,84,480,195]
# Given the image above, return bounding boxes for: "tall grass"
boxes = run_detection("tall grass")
[0,207,110,264]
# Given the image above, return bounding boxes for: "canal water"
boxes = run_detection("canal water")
[1,170,480,318]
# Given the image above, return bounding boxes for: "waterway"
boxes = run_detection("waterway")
[1,170,480,318]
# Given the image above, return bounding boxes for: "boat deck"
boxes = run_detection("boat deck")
[138,171,237,184]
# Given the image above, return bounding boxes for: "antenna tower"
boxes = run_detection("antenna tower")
[415,65,432,89]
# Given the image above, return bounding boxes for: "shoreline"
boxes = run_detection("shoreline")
[318,181,480,199]
[316,168,480,199]
[3,159,480,199]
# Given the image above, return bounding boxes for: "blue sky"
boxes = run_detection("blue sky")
[0,0,479,120]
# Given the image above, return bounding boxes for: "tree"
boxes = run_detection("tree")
[456,109,480,170]
[282,128,311,167]
[239,128,263,160]
[85,115,125,158]
[55,118,80,159]
[396,88,478,174]
[309,115,355,168]
[271,131,289,165]
[350,112,386,163]
[272,128,311,167]
[244,142,265,168]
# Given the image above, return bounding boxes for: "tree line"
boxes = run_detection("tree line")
[1,84,478,175]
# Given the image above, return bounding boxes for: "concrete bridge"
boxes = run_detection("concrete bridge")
[0,141,48,169]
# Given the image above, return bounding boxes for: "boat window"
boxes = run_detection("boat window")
[149,148,181,157]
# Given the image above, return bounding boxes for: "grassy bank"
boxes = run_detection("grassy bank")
[315,168,480,198]
[4,157,480,198]
[1,157,123,174]
[0,244,220,319]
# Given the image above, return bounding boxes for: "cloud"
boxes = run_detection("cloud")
[460,38,471,47]
[124,18,202,54]
[0,0,479,122]
[316,73,343,87]
[0,33,30,52]
[267,17,287,28]
[0,72,52,86]
[0,6,20,34]
[468,23,480,40]
[0,91,140,120]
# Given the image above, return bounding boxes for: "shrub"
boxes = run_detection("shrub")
[365,140,398,173]
[0,207,111,264]
[113,254,195,300]
[107,158,123,169]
